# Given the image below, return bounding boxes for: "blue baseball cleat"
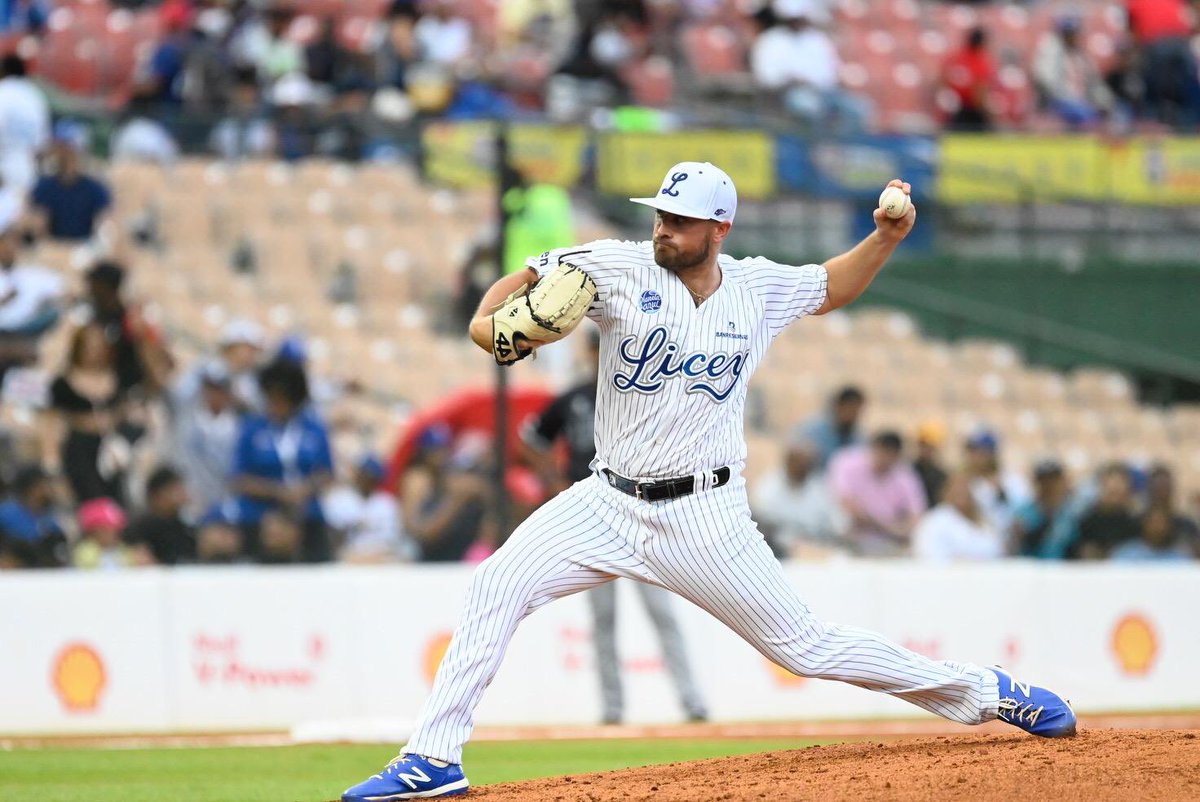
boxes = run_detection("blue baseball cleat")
[342,753,469,800]
[993,668,1077,738]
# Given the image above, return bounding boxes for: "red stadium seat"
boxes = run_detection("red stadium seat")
[623,56,675,107]
[680,23,747,76]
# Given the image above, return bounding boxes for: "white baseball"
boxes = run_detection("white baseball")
[879,186,910,219]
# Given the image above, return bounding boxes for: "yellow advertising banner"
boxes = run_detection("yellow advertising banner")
[597,131,776,199]
[1105,138,1200,205]
[422,123,588,188]
[937,136,1106,203]
[938,135,1200,205]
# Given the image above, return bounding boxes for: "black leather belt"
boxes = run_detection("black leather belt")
[601,466,731,502]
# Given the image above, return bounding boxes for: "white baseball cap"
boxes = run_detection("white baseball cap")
[630,161,737,223]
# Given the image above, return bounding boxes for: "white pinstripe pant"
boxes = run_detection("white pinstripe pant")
[404,474,1000,764]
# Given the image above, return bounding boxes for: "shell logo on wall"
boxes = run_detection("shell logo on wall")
[51,642,107,713]
[1111,613,1158,676]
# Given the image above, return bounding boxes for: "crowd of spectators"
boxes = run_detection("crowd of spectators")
[0,0,1195,156]
[0,96,426,567]
[1,3,1197,573]
[0,260,425,569]
[752,385,1200,563]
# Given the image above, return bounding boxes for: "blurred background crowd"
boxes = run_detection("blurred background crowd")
[0,0,1198,571]
[0,0,1195,157]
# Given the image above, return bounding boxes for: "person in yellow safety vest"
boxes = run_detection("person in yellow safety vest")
[502,168,574,276]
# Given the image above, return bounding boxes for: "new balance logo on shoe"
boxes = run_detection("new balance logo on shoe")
[396,767,431,789]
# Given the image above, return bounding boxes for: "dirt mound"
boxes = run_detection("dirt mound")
[467,729,1200,802]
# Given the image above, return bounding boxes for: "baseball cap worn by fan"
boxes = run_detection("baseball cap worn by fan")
[78,498,127,532]
[630,162,737,223]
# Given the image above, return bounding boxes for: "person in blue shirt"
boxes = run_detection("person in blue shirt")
[1011,459,1083,559]
[793,385,865,469]
[231,358,334,563]
[1110,506,1195,563]
[0,464,66,568]
[29,121,112,242]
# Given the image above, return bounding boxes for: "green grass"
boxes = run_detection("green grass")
[0,738,828,802]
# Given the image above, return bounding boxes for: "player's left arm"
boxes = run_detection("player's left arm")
[815,179,914,315]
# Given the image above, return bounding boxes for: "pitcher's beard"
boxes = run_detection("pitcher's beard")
[653,238,711,271]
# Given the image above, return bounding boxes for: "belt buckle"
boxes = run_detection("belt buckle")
[634,482,644,501]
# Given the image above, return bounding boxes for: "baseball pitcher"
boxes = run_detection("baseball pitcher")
[341,163,1076,801]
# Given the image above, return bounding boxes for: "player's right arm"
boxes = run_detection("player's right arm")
[467,267,540,354]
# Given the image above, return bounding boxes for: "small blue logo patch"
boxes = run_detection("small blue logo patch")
[640,290,662,313]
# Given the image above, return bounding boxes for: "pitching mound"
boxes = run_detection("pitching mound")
[468,729,1200,801]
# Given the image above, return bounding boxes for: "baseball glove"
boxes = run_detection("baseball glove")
[492,262,596,365]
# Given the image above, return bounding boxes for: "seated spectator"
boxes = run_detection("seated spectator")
[793,385,864,469]
[28,122,112,243]
[123,466,196,566]
[402,424,493,562]
[1012,459,1083,559]
[1125,0,1198,125]
[1033,17,1117,129]
[1072,463,1140,559]
[41,324,130,504]
[182,6,237,114]
[751,0,868,133]
[73,497,148,569]
[258,508,303,564]
[0,54,49,194]
[306,16,353,88]
[256,6,304,85]
[210,67,277,161]
[271,73,319,161]
[0,193,64,381]
[85,261,174,395]
[913,420,948,507]
[752,436,847,558]
[229,5,302,88]
[111,117,180,166]
[314,76,380,162]
[913,473,1004,562]
[941,26,996,131]
[169,360,242,519]
[221,319,266,410]
[414,0,473,68]
[131,9,192,107]
[194,509,243,564]
[1144,463,1199,552]
[324,455,410,563]
[376,0,420,91]
[0,464,66,568]
[829,431,926,556]
[964,430,1030,537]
[174,318,264,414]
[1110,506,1194,562]
[231,359,334,563]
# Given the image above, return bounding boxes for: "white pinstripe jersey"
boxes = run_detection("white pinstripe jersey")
[529,239,828,480]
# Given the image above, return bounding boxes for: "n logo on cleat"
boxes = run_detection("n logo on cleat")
[1010,678,1031,696]
[396,767,431,789]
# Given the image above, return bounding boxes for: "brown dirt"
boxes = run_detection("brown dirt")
[466,729,1200,802]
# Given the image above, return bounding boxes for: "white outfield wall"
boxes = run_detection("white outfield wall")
[0,562,1195,735]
